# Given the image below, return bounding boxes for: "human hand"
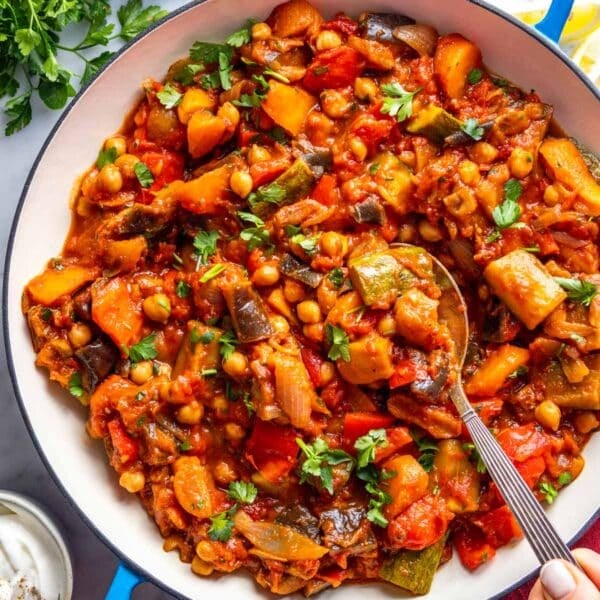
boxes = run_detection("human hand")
[529,548,600,600]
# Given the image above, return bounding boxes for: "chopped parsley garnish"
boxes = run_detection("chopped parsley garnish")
[189,42,233,65]
[263,67,290,83]
[491,178,523,233]
[291,233,319,256]
[355,429,389,469]
[356,464,392,527]
[176,280,191,298]
[248,183,287,207]
[227,480,257,504]
[540,481,558,504]
[284,224,302,238]
[508,365,528,379]
[126,333,158,363]
[201,368,218,378]
[40,307,53,322]
[558,472,573,486]
[296,437,354,495]
[369,162,380,175]
[200,71,221,90]
[325,324,350,362]
[462,443,487,474]
[467,68,483,84]
[96,146,118,169]
[243,392,255,414]
[200,261,224,282]
[193,230,219,268]
[208,507,236,541]
[218,52,233,90]
[68,372,84,398]
[135,391,146,402]
[461,118,485,141]
[237,211,271,250]
[174,63,205,85]
[233,91,266,108]
[380,82,421,123]
[328,267,344,288]
[134,161,154,188]
[219,331,238,361]
[156,83,183,109]
[412,433,438,473]
[136,415,146,427]
[554,277,598,307]
[226,19,258,47]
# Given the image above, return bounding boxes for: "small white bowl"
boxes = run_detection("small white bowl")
[0,491,73,600]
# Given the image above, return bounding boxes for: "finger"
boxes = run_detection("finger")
[573,548,600,589]
[540,559,600,600]
[528,577,545,600]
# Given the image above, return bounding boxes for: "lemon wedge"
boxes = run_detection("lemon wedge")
[572,25,600,85]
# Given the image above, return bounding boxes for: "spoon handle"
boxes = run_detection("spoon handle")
[455,390,578,566]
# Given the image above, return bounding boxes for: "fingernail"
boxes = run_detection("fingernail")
[540,560,576,599]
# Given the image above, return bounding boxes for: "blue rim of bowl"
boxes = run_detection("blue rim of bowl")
[3,1,600,598]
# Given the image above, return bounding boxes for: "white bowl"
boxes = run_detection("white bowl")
[4,1,600,599]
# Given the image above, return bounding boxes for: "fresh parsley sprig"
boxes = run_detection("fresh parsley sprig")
[125,333,158,363]
[208,506,237,541]
[488,179,524,242]
[461,118,484,141]
[193,230,219,268]
[554,277,598,307]
[380,82,421,123]
[296,438,354,495]
[227,480,257,504]
[237,211,272,251]
[219,331,239,361]
[325,324,351,362]
[68,372,84,398]
[355,429,389,469]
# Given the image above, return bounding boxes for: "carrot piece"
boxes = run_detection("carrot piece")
[107,419,139,465]
[342,412,396,450]
[186,110,227,158]
[382,454,429,520]
[173,456,223,519]
[91,277,143,351]
[173,165,231,215]
[465,344,530,397]
[434,33,481,99]
[262,80,316,136]
[27,265,99,306]
[540,137,600,216]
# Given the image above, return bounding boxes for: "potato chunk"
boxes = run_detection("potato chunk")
[394,288,441,349]
[484,250,566,330]
[336,332,393,384]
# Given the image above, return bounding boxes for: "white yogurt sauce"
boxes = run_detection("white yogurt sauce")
[0,508,65,600]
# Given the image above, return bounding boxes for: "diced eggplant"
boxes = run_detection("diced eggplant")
[72,286,92,322]
[444,120,494,146]
[276,505,321,542]
[293,140,333,179]
[222,281,275,343]
[359,13,415,42]
[75,336,119,393]
[319,506,377,555]
[406,104,462,144]
[350,197,386,225]
[251,158,315,219]
[100,198,177,238]
[280,253,323,288]
[410,350,450,401]
[380,534,447,595]
[541,355,600,410]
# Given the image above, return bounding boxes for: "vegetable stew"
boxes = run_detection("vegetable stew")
[22,0,600,595]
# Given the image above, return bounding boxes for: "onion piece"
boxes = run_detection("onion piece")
[393,24,439,57]
[273,352,316,429]
[551,231,590,249]
[447,239,480,280]
[234,511,329,560]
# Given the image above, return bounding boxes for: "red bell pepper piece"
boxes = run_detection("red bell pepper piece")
[139,150,185,202]
[321,377,345,409]
[107,419,139,465]
[311,173,339,206]
[473,506,523,549]
[250,157,289,187]
[301,347,324,387]
[322,14,359,36]
[471,399,503,425]
[454,522,496,571]
[373,427,412,462]
[245,420,298,482]
[496,423,551,462]
[389,359,418,389]
[342,412,396,450]
[303,47,364,92]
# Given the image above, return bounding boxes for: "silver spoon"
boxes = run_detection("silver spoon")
[400,244,578,567]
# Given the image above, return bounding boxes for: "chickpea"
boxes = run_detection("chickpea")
[319,231,348,259]
[354,77,378,102]
[247,145,271,165]
[115,153,140,179]
[418,220,443,242]
[397,223,417,243]
[252,264,280,287]
[230,171,253,198]
[303,323,325,342]
[251,22,272,41]
[104,136,127,157]
[320,89,352,119]
[377,314,397,336]
[130,360,153,384]
[574,411,600,434]
[191,556,214,577]
[271,315,290,333]
[317,280,339,314]
[470,141,499,164]
[212,394,229,413]
[143,293,171,323]
[487,163,510,185]
[68,323,92,348]
[213,459,237,485]
[97,164,123,194]
[508,147,534,179]
[316,30,342,51]
[222,351,248,378]
[398,150,416,170]
[297,300,322,324]
[349,137,368,162]
[535,400,561,431]
[119,470,145,493]
[543,183,561,206]
[195,541,214,562]
[224,422,245,441]
[177,400,204,425]
[320,361,336,386]
[443,188,477,218]
[283,279,306,303]
[458,160,481,186]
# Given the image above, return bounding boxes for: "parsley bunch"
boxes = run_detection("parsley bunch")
[0,0,167,135]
